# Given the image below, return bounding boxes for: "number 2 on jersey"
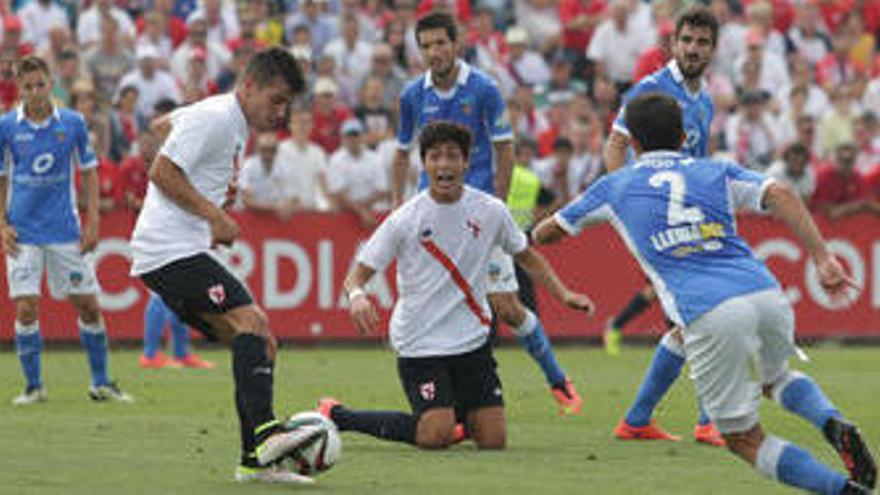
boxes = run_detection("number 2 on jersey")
[649,171,704,226]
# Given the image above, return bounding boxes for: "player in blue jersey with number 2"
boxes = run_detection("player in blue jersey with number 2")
[391,12,583,416]
[535,92,876,495]
[0,56,131,405]
[601,5,723,446]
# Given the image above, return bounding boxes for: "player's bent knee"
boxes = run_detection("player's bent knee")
[469,406,506,449]
[488,293,524,325]
[225,305,269,334]
[415,410,456,449]
[721,424,765,464]
[14,298,39,325]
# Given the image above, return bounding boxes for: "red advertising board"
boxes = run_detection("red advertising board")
[0,211,878,341]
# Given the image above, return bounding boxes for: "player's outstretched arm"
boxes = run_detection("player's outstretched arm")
[80,167,100,253]
[763,182,856,297]
[390,149,410,209]
[513,247,595,314]
[602,130,630,173]
[149,155,239,246]
[531,217,570,246]
[343,262,380,335]
[0,176,17,256]
[493,140,514,201]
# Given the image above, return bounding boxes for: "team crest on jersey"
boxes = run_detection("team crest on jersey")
[420,228,433,238]
[465,219,481,239]
[419,381,436,401]
[488,262,501,281]
[207,284,226,305]
[69,271,83,287]
[54,129,66,142]
[459,96,473,115]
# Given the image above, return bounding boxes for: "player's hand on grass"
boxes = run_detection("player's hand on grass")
[563,291,596,315]
[349,295,379,335]
[1,224,18,256]
[816,253,857,300]
[80,222,99,253]
[210,211,240,247]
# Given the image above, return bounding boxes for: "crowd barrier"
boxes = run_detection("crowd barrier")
[1,210,878,341]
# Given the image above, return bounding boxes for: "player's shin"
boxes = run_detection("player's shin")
[756,435,848,495]
[513,309,566,387]
[15,321,42,390]
[79,319,109,387]
[770,369,841,430]
[143,295,167,359]
[330,405,418,445]
[624,332,685,426]
[232,333,276,436]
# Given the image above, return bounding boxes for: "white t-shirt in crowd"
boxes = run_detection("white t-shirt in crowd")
[240,154,298,206]
[117,69,182,120]
[76,5,135,46]
[276,139,329,211]
[19,1,69,50]
[357,187,528,357]
[130,93,248,275]
[324,146,388,210]
[766,160,817,199]
[586,19,653,84]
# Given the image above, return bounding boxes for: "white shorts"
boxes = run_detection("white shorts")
[486,247,518,294]
[5,243,99,298]
[683,289,796,433]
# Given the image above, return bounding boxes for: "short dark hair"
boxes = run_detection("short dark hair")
[553,136,574,152]
[624,92,684,152]
[242,46,306,95]
[675,5,719,46]
[419,121,472,162]
[783,142,809,160]
[17,55,51,78]
[415,12,457,43]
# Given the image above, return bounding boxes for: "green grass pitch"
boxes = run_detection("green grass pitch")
[0,345,877,494]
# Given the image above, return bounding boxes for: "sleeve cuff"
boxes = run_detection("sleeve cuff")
[396,141,410,151]
[79,160,99,170]
[757,177,776,212]
[553,211,579,235]
[491,132,514,142]
[611,123,630,137]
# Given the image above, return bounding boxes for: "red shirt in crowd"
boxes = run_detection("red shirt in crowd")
[819,0,880,34]
[865,166,880,198]
[815,53,864,88]
[118,154,150,211]
[811,164,868,208]
[559,0,607,54]
[0,77,18,111]
[311,105,352,154]
[135,15,188,48]
[632,46,671,83]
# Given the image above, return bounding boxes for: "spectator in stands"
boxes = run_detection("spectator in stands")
[538,91,575,157]
[252,0,285,45]
[0,46,19,112]
[514,0,562,49]
[18,0,69,52]
[854,112,880,174]
[277,106,329,212]
[119,44,181,123]
[590,73,619,134]
[77,0,136,48]
[226,11,267,56]
[354,76,395,149]
[311,77,352,154]
[866,161,880,198]
[632,20,674,83]
[558,0,606,57]
[286,0,338,54]
[138,12,175,65]
[171,12,231,83]
[534,49,586,111]
[51,48,83,108]
[314,51,356,106]
[214,38,253,93]
[119,129,160,212]
[745,0,786,57]
[815,25,860,92]
[366,42,407,108]
[325,11,373,90]
[324,119,389,228]
[37,24,75,74]
[502,26,550,89]
[795,114,822,159]
[567,117,604,190]
[734,28,789,96]
[382,15,415,73]
[786,0,831,68]
[179,47,218,104]
[812,142,876,218]
[766,142,817,200]
[819,85,858,158]
[533,136,583,204]
[70,81,109,157]
[337,0,380,43]
[2,16,34,57]
[137,0,188,49]
[587,0,654,91]
[108,85,140,163]
[197,0,240,46]
[84,15,134,106]
[725,90,776,171]
[777,56,830,119]
[468,6,507,72]
[711,0,748,82]
[240,132,302,221]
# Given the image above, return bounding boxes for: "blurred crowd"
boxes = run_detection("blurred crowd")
[4,0,880,225]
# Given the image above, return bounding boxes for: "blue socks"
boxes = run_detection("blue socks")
[757,436,847,495]
[514,310,566,387]
[144,294,191,359]
[80,320,109,387]
[697,402,712,426]
[15,321,42,390]
[625,333,685,426]
[774,371,841,430]
[143,294,166,358]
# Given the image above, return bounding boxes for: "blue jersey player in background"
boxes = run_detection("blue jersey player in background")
[0,56,131,405]
[535,92,877,495]
[391,12,584,416]
[600,5,723,445]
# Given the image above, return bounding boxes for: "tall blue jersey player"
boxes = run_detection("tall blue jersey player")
[391,12,584,415]
[0,56,131,404]
[601,6,722,444]
[535,92,876,495]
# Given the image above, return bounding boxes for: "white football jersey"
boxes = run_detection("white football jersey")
[357,187,528,357]
[130,93,248,275]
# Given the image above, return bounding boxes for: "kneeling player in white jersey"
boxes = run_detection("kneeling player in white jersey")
[534,93,876,494]
[318,121,595,449]
[131,47,321,484]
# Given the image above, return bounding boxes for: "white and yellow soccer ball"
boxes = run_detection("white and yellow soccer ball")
[282,411,342,475]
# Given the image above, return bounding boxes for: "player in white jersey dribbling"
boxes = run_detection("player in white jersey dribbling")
[317,121,595,449]
[534,92,876,495]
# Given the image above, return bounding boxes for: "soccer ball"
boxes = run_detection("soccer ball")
[281,411,342,475]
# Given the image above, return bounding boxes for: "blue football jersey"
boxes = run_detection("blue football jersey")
[613,61,714,158]
[0,107,97,245]
[397,61,513,195]
[555,151,779,326]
